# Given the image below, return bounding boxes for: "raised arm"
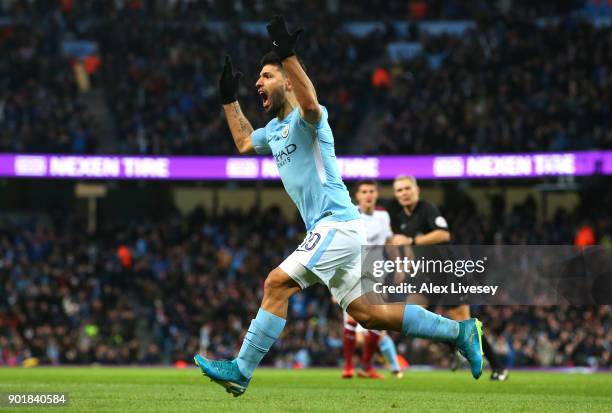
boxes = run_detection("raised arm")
[223,102,255,154]
[219,56,255,154]
[266,15,322,124]
[282,57,321,124]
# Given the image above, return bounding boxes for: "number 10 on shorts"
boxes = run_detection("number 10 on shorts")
[297,232,321,251]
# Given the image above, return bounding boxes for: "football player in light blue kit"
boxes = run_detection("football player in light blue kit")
[194,15,484,397]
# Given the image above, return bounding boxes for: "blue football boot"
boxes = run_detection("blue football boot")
[194,354,251,397]
[454,318,484,379]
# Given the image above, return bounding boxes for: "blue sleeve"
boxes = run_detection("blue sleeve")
[296,105,328,132]
[250,127,271,155]
[295,105,333,145]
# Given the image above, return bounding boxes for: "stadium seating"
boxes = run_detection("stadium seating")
[2,1,609,155]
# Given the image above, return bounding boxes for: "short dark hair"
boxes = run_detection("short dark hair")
[355,179,378,193]
[260,51,307,73]
[260,51,283,68]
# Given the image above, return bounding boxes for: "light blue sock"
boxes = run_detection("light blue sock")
[401,305,459,341]
[379,335,401,372]
[236,308,286,379]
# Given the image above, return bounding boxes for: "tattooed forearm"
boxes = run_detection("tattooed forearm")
[233,103,251,134]
[232,103,253,136]
[224,102,255,154]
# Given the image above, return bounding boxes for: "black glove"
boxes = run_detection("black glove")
[266,15,304,59]
[219,55,242,104]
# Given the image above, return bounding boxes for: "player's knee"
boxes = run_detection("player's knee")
[351,312,381,330]
[263,268,293,298]
[362,316,382,330]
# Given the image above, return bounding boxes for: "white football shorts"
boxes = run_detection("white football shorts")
[279,219,366,310]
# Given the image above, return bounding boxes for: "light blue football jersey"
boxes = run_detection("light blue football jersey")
[251,105,359,231]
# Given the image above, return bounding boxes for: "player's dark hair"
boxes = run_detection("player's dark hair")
[260,51,283,68]
[355,179,378,193]
[260,51,307,73]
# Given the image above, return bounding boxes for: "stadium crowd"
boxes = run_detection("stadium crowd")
[0,1,583,22]
[0,22,97,153]
[1,1,610,155]
[370,17,612,155]
[1,196,610,368]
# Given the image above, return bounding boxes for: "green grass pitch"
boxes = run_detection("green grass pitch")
[1,367,611,413]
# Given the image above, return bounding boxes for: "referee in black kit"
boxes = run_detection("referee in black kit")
[387,175,508,381]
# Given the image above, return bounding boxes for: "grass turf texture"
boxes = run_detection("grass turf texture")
[1,368,611,413]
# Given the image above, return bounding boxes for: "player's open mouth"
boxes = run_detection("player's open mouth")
[259,89,270,108]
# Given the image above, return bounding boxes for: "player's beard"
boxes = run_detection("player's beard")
[268,87,286,118]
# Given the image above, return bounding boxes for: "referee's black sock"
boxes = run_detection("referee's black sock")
[482,335,502,370]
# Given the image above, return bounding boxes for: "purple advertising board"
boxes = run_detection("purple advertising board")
[0,151,610,181]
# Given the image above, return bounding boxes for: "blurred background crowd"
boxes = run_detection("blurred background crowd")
[1,0,610,154]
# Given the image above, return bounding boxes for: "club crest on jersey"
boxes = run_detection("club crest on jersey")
[282,125,289,138]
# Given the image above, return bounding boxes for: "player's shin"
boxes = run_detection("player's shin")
[482,335,501,370]
[236,308,286,379]
[379,335,401,372]
[343,321,357,371]
[401,305,460,341]
[361,330,380,371]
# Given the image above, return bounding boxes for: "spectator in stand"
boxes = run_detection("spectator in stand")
[0,22,97,154]
[369,18,612,155]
